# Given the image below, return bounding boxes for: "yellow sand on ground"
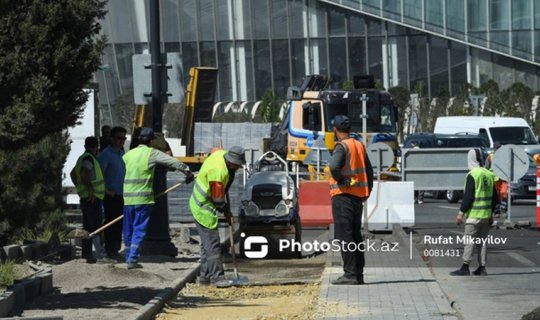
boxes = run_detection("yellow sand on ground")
[156,283,320,320]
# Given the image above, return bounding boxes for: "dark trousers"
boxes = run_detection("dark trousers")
[103,194,123,256]
[332,193,365,281]
[80,198,105,259]
[195,221,225,283]
[123,204,152,264]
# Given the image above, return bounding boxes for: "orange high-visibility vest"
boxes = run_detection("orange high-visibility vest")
[329,138,370,199]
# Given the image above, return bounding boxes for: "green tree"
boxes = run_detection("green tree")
[448,83,473,116]
[0,0,106,245]
[478,80,504,116]
[501,82,533,118]
[413,82,430,132]
[114,91,137,131]
[429,88,450,132]
[342,80,353,91]
[388,86,410,142]
[255,89,283,123]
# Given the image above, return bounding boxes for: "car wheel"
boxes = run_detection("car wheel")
[446,190,460,203]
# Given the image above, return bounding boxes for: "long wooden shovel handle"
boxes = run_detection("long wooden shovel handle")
[89,180,188,238]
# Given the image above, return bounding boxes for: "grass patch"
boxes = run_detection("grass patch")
[15,228,66,245]
[0,260,20,289]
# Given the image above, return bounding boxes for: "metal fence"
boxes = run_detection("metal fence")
[401,148,471,190]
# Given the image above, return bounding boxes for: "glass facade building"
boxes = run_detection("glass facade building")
[98,0,540,122]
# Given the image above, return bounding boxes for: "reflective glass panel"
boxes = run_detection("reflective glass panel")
[200,0,215,41]
[254,40,272,97]
[180,0,197,41]
[272,39,290,96]
[446,0,465,39]
[429,36,448,96]
[328,6,346,36]
[216,0,231,40]
[218,41,233,101]
[271,0,288,39]
[328,38,347,89]
[253,0,269,39]
[403,0,422,27]
[162,0,180,42]
[425,1,443,32]
[409,35,428,90]
[349,37,366,78]
[291,39,306,86]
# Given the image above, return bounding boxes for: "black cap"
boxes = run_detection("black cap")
[333,115,351,131]
[138,127,155,143]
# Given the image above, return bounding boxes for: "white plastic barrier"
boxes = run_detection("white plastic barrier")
[365,181,415,231]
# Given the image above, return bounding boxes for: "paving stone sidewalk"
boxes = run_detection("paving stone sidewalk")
[318,230,457,320]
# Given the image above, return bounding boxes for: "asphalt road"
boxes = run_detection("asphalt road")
[413,195,540,269]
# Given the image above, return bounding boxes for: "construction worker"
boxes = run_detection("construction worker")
[70,137,114,264]
[98,126,127,260]
[99,125,111,152]
[450,149,498,276]
[190,146,246,287]
[122,127,193,269]
[329,115,373,285]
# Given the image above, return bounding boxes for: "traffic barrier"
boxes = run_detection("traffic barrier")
[537,166,540,228]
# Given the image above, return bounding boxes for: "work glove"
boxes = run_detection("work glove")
[184,171,195,184]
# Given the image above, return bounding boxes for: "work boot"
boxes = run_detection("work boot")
[211,279,234,288]
[331,275,359,285]
[198,277,210,286]
[473,266,487,276]
[97,257,116,264]
[450,264,470,276]
[126,262,143,270]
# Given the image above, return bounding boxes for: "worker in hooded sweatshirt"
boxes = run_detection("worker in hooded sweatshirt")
[450,148,498,276]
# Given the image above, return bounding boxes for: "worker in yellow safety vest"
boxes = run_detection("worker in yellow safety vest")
[70,136,114,264]
[189,146,246,287]
[328,115,373,285]
[122,127,193,270]
[451,148,498,276]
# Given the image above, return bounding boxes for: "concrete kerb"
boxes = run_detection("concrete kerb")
[391,224,457,318]
[133,265,200,320]
[133,225,232,320]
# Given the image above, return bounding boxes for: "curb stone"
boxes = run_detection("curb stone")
[133,265,200,320]
[0,291,14,317]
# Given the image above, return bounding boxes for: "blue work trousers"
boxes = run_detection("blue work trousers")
[123,204,152,264]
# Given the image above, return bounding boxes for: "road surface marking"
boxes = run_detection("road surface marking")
[439,206,459,210]
[449,230,465,235]
[505,252,536,267]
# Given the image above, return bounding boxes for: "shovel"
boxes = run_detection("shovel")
[224,194,249,286]
[66,180,187,240]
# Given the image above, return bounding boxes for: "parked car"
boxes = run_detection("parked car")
[509,147,540,201]
[403,133,489,203]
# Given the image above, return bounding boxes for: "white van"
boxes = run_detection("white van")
[433,116,538,148]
